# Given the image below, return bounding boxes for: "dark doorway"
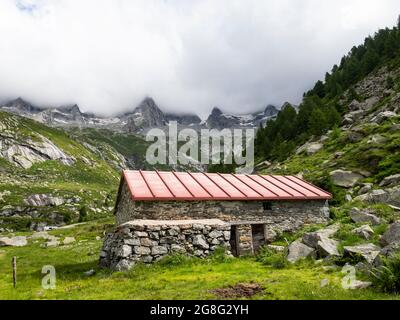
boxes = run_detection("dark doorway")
[251,224,265,253]
[230,226,238,256]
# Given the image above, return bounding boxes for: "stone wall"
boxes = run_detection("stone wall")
[115,181,329,235]
[99,219,231,271]
[234,224,253,256]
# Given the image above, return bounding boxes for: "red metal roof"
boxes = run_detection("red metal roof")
[122,170,332,201]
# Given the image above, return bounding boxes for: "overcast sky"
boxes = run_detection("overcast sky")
[0,0,399,118]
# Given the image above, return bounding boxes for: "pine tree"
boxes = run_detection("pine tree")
[308,108,328,136]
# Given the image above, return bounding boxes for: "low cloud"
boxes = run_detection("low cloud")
[0,0,399,118]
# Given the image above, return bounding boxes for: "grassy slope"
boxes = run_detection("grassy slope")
[0,219,397,300]
[0,112,120,229]
[263,116,400,204]
[69,128,171,171]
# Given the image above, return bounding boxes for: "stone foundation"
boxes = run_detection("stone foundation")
[99,219,231,271]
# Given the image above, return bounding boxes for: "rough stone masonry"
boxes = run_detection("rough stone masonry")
[99,219,231,271]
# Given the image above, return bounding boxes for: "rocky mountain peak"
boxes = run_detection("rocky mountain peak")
[59,104,82,115]
[3,97,42,114]
[210,107,223,116]
[123,97,166,132]
[263,105,279,117]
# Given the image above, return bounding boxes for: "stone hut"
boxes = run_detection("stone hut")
[100,170,331,270]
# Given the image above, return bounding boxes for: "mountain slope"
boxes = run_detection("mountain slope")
[0,111,121,231]
[260,64,400,205]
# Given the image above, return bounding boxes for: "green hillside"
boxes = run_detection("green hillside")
[0,112,120,231]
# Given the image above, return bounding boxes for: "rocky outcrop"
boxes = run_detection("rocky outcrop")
[123,97,167,133]
[99,219,231,270]
[0,132,75,169]
[24,194,65,206]
[329,170,363,188]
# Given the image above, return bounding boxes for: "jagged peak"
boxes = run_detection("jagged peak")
[210,107,223,116]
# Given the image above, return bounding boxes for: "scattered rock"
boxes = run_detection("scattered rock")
[373,111,397,124]
[346,131,364,143]
[296,142,323,155]
[352,225,374,240]
[24,194,65,206]
[345,194,353,202]
[84,269,95,277]
[346,280,372,290]
[343,243,381,264]
[330,170,364,188]
[29,231,52,240]
[42,239,60,248]
[317,237,340,257]
[380,174,400,188]
[367,134,387,144]
[380,221,400,246]
[63,237,76,245]
[320,278,330,288]
[287,240,315,263]
[302,224,340,248]
[358,183,373,195]
[0,236,28,247]
[349,208,380,225]
[354,189,389,204]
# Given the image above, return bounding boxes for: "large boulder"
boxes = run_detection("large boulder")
[380,221,400,246]
[0,236,28,247]
[349,208,380,225]
[354,189,389,204]
[302,224,339,248]
[296,142,323,155]
[287,240,315,263]
[317,237,340,257]
[343,243,381,264]
[330,170,363,188]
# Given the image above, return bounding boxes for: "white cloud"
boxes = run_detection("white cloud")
[0,0,398,118]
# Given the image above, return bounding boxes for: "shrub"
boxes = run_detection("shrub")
[370,253,400,293]
[257,247,288,269]
[78,206,88,222]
